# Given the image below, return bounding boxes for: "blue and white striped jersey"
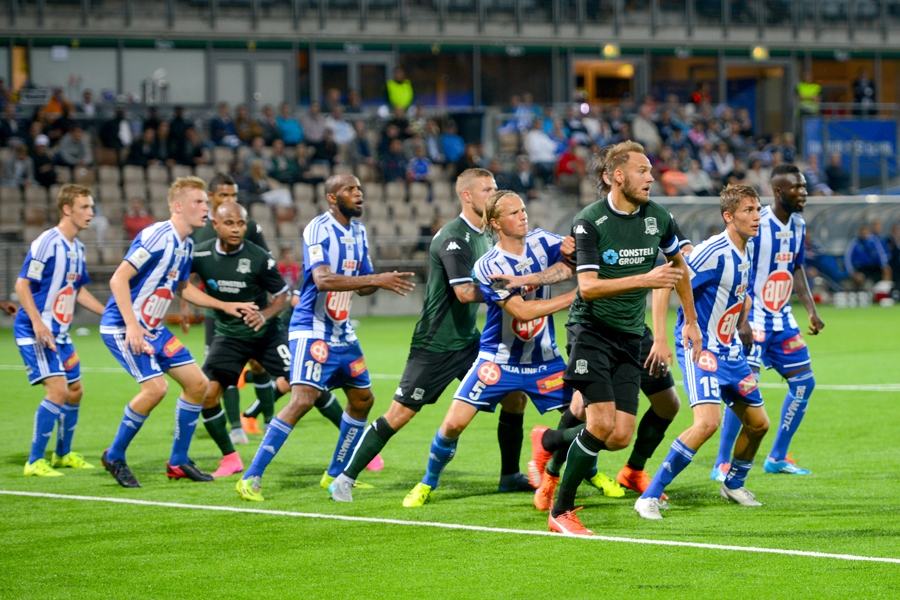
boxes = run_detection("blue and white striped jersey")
[747,206,804,332]
[14,227,91,345]
[100,221,193,333]
[474,229,563,365]
[675,231,753,359]
[290,212,374,343]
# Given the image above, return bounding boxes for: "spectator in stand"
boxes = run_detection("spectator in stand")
[746,158,773,197]
[311,129,340,168]
[439,120,465,167]
[555,139,586,190]
[852,68,877,117]
[326,105,355,147]
[0,78,10,111]
[803,226,847,292]
[380,138,407,183]
[25,121,44,151]
[825,152,850,194]
[725,158,749,187]
[175,126,209,167]
[235,104,262,145]
[407,144,433,184]
[169,106,189,159]
[796,71,821,116]
[45,106,73,145]
[98,106,132,163]
[346,121,376,172]
[30,106,49,131]
[688,120,708,150]
[887,224,900,290]
[123,197,156,240]
[712,141,735,180]
[301,102,328,145]
[666,127,692,158]
[211,102,240,148]
[78,90,97,118]
[804,154,832,196]
[43,88,72,122]
[0,103,24,147]
[243,136,272,176]
[268,138,299,185]
[385,67,414,111]
[422,119,445,165]
[505,155,538,201]
[691,82,712,105]
[632,103,662,156]
[454,143,483,175]
[276,103,303,147]
[659,158,689,196]
[385,106,412,141]
[30,135,58,188]
[278,247,302,290]
[345,89,364,114]
[56,125,93,169]
[524,117,558,186]
[143,107,161,133]
[872,221,892,258]
[686,159,714,196]
[324,88,343,115]
[564,105,590,145]
[844,223,892,289]
[258,104,280,145]
[125,127,160,168]
[1,144,35,188]
[154,120,176,168]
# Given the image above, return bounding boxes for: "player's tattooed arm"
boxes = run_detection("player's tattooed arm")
[793,265,824,335]
[488,260,574,290]
[453,281,483,303]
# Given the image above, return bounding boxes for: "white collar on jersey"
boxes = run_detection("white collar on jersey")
[458,212,484,233]
[215,239,245,255]
[605,193,639,217]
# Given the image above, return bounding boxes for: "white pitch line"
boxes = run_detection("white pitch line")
[0,364,898,392]
[1,490,898,565]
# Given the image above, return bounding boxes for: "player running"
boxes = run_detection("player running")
[386,191,574,505]
[327,169,535,503]
[236,174,415,501]
[634,185,770,520]
[190,202,291,478]
[15,184,106,477]
[100,177,258,488]
[713,164,824,478]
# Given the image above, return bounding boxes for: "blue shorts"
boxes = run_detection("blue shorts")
[454,356,572,414]
[102,328,195,383]
[289,338,371,391]
[677,346,763,409]
[746,327,812,375]
[17,340,82,385]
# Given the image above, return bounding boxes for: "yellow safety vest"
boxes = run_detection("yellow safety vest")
[797,81,821,114]
[386,79,414,110]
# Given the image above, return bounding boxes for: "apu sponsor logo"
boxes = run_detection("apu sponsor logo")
[697,351,718,372]
[477,361,502,385]
[511,316,546,341]
[752,328,766,343]
[325,291,353,322]
[52,285,76,325]
[140,288,174,329]
[716,302,743,345]
[781,333,807,354]
[762,271,793,312]
[309,340,329,363]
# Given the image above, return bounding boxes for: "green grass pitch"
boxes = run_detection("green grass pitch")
[1,306,899,598]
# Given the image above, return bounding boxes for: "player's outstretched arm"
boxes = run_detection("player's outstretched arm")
[15,277,55,350]
[792,265,824,335]
[667,252,701,363]
[498,289,576,322]
[646,287,673,376]
[0,299,17,315]
[243,291,288,332]
[311,265,416,296]
[76,287,106,315]
[577,261,682,301]
[109,261,153,354]
[179,281,258,317]
[488,261,575,291]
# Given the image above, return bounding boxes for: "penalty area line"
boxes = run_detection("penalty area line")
[1,490,898,565]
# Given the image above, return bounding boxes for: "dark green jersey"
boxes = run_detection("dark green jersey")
[410,215,492,352]
[191,239,289,339]
[568,196,680,336]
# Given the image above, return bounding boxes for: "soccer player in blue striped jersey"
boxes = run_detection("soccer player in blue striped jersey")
[237,174,415,501]
[15,184,107,477]
[713,164,824,478]
[397,190,576,506]
[100,177,258,488]
[635,185,770,520]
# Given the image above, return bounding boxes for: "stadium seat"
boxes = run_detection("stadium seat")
[408,182,430,203]
[122,165,145,184]
[99,182,123,205]
[124,182,148,201]
[333,164,353,175]
[171,165,193,180]
[249,203,274,224]
[73,167,95,186]
[150,198,170,219]
[0,185,22,205]
[409,198,434,222]
[23,225,45,243]
[148,183,169,204]
[195,164,216,183]
[54,166,72,183]
[213,147,235,167]
[277,221,300,238]
[292,183,315,203]
[308,163,332,179]
[24,203,47,226]
[431,181,452,202]
[389,200,413,221]
[48,183,64,203]
[362,183,383,202]
[363,200,389,220]
[356,164,378,183]
[258,221,277,240]
[24,186,48,205]
[384,182,406,203]
[147,165,170,185]
[103,201,125,226]
[98,165,121,185]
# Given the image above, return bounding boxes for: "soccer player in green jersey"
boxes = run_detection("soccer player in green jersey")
[329,168,534,501]
[548,141,702,536]
[190,202,292,477]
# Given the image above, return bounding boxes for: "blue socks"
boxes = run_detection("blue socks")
[422,430,458,489]
[107,405,147,463]
[642,439,695,500]
[716,406,742,466]
[327,413,367,477]
[724,458,754,489]
[56,402,80,457]
[169,398,202,466]
[244,417,293,479]
[769,372,815,461]
[29,399,60,464]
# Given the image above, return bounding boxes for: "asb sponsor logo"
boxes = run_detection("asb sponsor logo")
[325,291,352,322]
[738,374,758,397]
[310,340,329,363]
[511,316,546,341]
[341,259,358,272]
[774,252,794,264]
[782,333,807,354]
[752,328,766,344]
[63,351,80,371]
[52,285,76,325]
[716,302,743,345]
[477,361,501,386]
[140,288,174,329]
[762,271,793,312]
[349,356,368,377]
[697,351,718,372]
[537,371,565,394]
[163,336,184,358]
